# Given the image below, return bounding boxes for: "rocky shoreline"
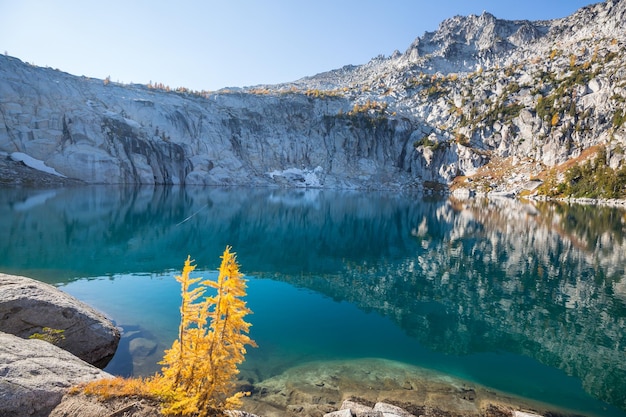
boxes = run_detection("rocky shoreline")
[0,272,585,417]
[451,183,626,209]
[237,358,570,417]
[528,194,626,208]
[4,155,626,210]
[0,274,118,417]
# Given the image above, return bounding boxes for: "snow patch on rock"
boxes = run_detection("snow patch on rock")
[268,166,324,188]
[11,152,66,177]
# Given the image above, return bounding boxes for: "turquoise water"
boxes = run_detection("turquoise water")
[1,186,625,416]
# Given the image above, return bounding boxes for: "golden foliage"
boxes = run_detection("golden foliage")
[80,247,255,417]
[248,88,270,95]
[157,248,256,415]
[304,88,343,98]
[551,112,560,126]
[347,99,388,116]
[75,376,161,400]
[549,49,558,60]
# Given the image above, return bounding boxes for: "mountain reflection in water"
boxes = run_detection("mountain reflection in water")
[0,186,624,415]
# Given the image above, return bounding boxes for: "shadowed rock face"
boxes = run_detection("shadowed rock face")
[0,332,111,417]
[0,273,120,368]
[1,1,624,191]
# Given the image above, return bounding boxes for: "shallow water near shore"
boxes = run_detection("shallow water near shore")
[1,185,625,416]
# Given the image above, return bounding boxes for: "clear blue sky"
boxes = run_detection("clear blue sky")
[0,0,597,91]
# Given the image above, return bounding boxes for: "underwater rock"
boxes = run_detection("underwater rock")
[128,336,158,358]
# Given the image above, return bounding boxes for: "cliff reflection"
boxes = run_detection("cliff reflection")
[0,186,429,279]
[288,197,626,411]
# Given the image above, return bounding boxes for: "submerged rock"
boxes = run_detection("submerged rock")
[324,409,354,417]
[128,336,158,358]
[0,331,111,417]
[242,358,553,417]
[0,273,120,368]
[326,400,419,417]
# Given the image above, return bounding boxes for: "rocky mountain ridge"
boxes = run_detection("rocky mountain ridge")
[0,0,625,192]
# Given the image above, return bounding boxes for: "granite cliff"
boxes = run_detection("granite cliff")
[0,0,625,191]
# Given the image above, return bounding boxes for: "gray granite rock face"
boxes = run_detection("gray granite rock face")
[0,1,625,194]
[0,273,120,368]
[0,331,111,417]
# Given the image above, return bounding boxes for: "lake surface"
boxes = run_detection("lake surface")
[1,186,625,416]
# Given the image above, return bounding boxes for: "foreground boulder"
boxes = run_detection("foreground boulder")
[0,331,111,417]
[0,273,120,368]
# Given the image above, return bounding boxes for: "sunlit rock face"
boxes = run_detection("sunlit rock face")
[0,332,110,417]
[0,59,414,189]
[1,1,625,190]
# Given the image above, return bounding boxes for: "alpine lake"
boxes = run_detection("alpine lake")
[1,185,625,417]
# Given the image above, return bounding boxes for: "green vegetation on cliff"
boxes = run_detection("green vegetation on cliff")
[538,148,626,198]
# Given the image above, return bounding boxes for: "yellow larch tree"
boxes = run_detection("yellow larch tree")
[157,247,256,416]
[80,247,255,417]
